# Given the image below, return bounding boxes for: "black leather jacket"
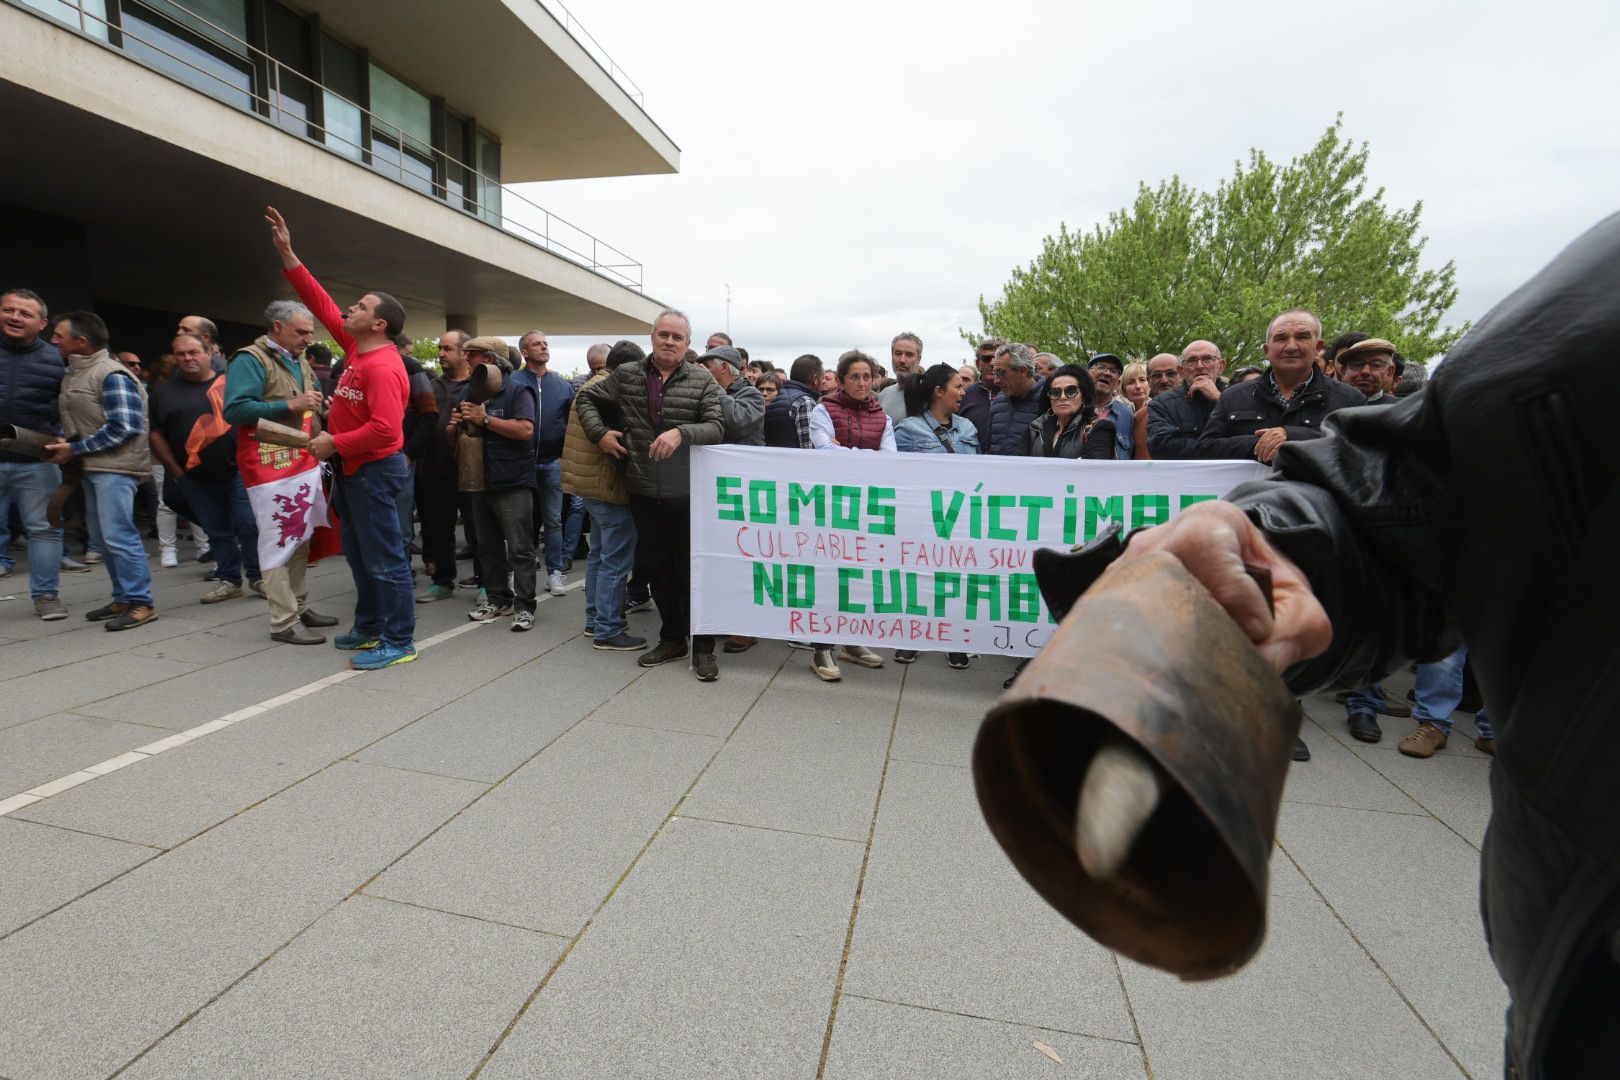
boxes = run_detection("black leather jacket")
[1223,215,1620,1076]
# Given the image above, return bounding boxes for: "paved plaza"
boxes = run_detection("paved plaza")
[0,554,1506,1079]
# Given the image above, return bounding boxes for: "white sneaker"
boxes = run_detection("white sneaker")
[547,570,568,596]
[811,648,842,682]
[160,548,179,568]
[838,645,885,669]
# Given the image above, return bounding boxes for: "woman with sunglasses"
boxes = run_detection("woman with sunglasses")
[1023,364,1115,459]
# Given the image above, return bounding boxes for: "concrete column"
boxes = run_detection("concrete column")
[447,313,478,335]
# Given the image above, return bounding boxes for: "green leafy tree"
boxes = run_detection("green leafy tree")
[971,120,1463,365]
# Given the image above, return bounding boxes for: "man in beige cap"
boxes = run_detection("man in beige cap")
[1336,336,1403,403]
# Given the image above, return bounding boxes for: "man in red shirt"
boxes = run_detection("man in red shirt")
[264,206,416,669]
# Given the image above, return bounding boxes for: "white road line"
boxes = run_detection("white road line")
[0,577,588,819]
[0,619,497,819]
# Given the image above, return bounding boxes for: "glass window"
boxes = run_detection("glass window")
[121,1,253,112]
[368,65,432,159]
[475,132,502,225]
[19,0,112,42]
[443,113,470,208]
[137,0,249,56]
[319,33,363,161]
[265,2,313,138]
[368,64,435,195]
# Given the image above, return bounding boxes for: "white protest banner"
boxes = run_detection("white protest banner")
[690,446,1267,657]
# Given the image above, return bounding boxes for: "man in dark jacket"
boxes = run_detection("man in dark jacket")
[517,330,576,597]
[1195,311,1365,463]
[1146,339,1227,459]
[762,354,822,449]
[699,346,765,446]
[0,288,67,620]
[1048,214,1620,1079]
[958,337,1001,450]
[988,343,1046,455]
[416,331,469,603]
[576,309,725,682]
[456,336,538,631]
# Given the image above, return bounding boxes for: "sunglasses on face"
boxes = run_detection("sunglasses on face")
[1048,384,1083,399]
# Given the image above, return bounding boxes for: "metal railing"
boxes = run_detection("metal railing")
[532,0,645,107]
[19,0,644,292]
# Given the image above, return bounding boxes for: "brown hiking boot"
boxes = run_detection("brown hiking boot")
[105,605,158,631]
[1398,722,1448,758]
[1474,735,1496,756]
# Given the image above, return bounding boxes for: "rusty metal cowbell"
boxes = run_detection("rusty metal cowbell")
[1,424,82,527]
[972,551,1301,980]
[457,363,503,493]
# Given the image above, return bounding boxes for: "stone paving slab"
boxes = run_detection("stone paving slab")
[843,758,1137,1042]
[14,685,427,848]
[0,761,483,1080]
[1278,801,1506,1078]
[0,818,155,937]
[481,816,864,1079]
[888,657,1015,769]
[1349,746,1493,849]
[584,639,790,738]
[355,638,644,782]
[370,719,721,936]
[119,895,564,1080]
[0,653,199,733]
[680,684,893,841]
[1119,891,1467,1080]
[824,995,1147,1080]
[0,713,173,798]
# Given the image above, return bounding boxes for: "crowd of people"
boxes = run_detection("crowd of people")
[0,209,1479,757]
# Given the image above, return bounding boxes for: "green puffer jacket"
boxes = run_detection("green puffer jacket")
[575,358,725,500]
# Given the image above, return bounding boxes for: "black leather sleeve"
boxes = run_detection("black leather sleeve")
[1225,391,1459,694]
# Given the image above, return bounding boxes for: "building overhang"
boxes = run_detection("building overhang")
[313,0,680,182]
[1,6,665,336]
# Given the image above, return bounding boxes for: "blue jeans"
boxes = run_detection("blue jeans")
[82,470,152,607]
[396,458,416,561]
[178,473,260,585]
[534,459,565,573]
[1413,645,1495,739]
[0,461,62,597]
[583,499,635,639]
[562,493,587,557]
[333,455,416,648]
[1345,682,1387,716]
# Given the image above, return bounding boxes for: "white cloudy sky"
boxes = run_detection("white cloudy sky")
[523,0,1620,375]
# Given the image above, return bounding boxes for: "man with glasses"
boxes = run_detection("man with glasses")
[1336,337,1403,404]
[987,343,1046,455]
[1146,353,1181,397]
[1146,339,1228,459]
[958,336,1002,450]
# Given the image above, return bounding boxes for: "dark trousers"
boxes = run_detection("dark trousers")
[417,469,459,587]
[472,486,536,613]
[630,495,712,654]
[178,473,260,586]
[458,491,482,584]
[332,454,416,647]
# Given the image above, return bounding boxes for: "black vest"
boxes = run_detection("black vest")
[763,380,816,448]
[481,378,538,491]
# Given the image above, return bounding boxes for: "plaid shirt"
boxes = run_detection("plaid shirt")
[789,394,814,449]
[68,370,146,457]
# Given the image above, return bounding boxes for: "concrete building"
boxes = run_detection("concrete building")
[2,0,677,353]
